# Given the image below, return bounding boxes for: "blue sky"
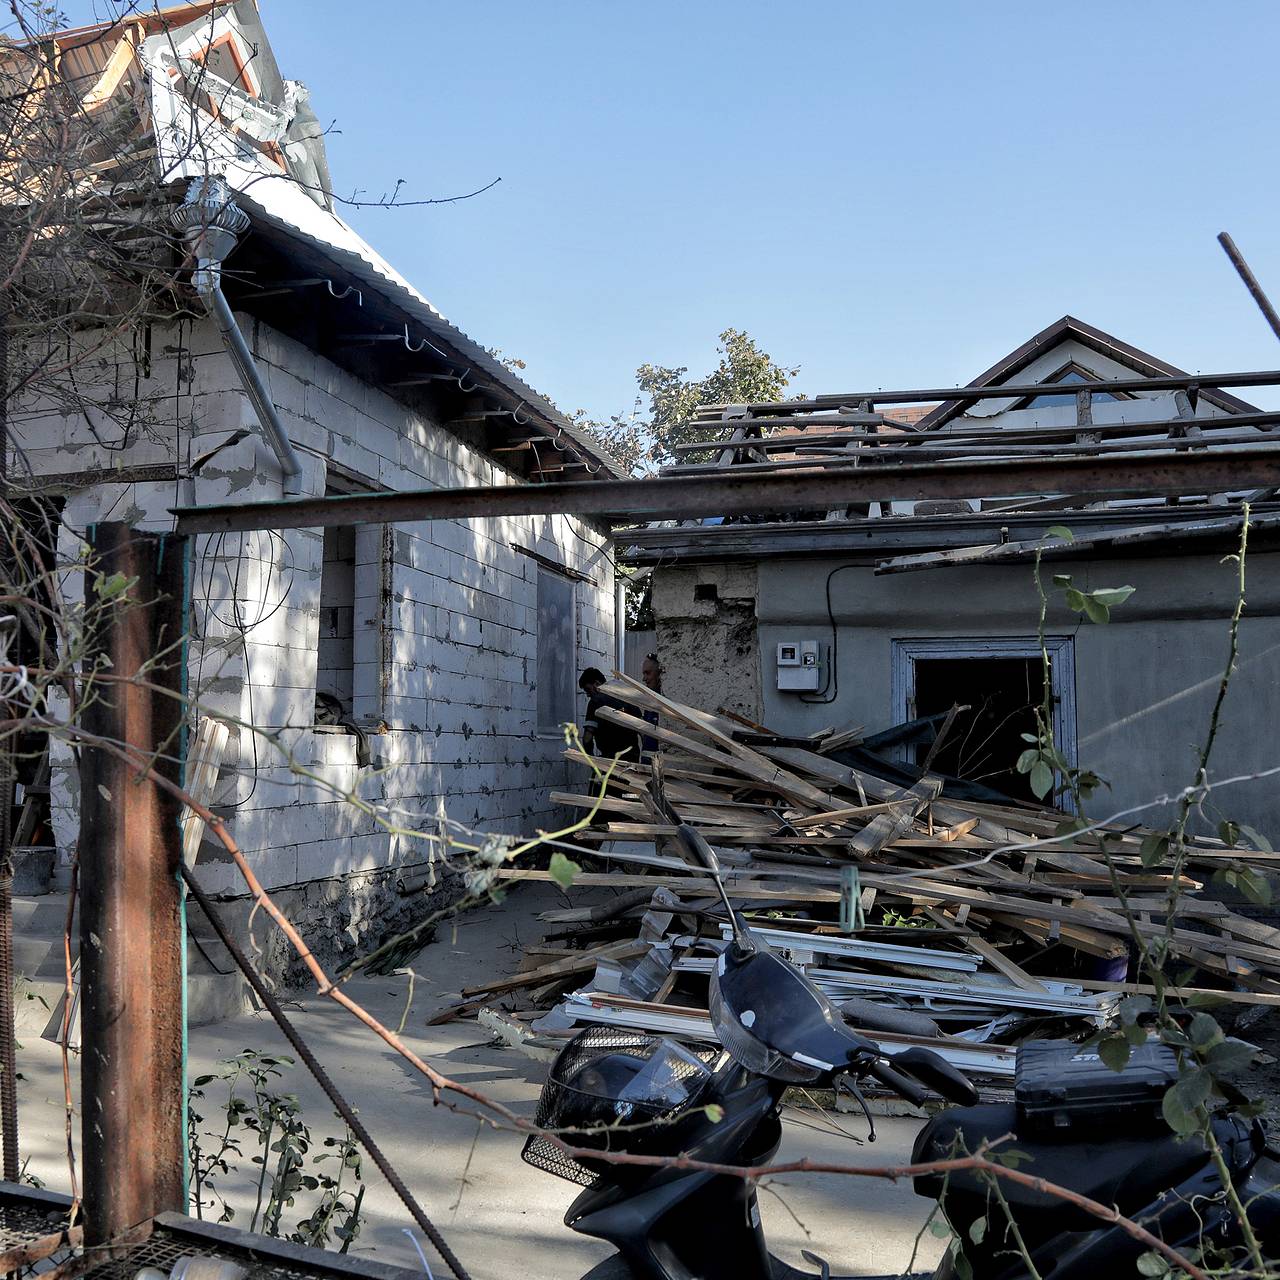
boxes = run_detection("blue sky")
[68,1,1280,416]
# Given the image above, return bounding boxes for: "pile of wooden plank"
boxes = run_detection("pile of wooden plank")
[468,676,1280,1086]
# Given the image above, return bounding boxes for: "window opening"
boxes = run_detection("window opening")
[314,473,380,756]
[316,523,355,713]
[891,637,1076,805]
[537,567,576,735]
[1013,364,1127,410]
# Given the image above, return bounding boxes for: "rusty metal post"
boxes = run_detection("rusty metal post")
[0,734,17,1182]
[80,523,187,1243]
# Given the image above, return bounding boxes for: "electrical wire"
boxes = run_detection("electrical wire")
[799,563,859,704]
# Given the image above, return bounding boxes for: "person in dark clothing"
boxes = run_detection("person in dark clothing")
[580,667,640,761]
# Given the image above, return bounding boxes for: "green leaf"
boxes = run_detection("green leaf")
[993,1148,1031,1168]
[1099,1036,1131,1072]
[97,571,133,600]
[1137,1250,1171,1278]
[1118,995,1152,1026]
[1218,820,1241,848]
[1089,586,1135,608]
[1029,761,1054,799]
[1052,573,1074,587]
[1237,824,1274,853]
[703,1103,725,1123]
[1064,586,1087,612]
[1124,1022,1149,1047]
[1015,749,1040,774]
[548,852,581,890]
[1162,1069,1211,1136]
[929,1218,951,1238]
[1046,526,1075,543]
[1188,1013,1224,1051]
[1082,595,1110,624]
[1139,832,1170,869]
[967,1216,987,1245]
[1185,990,1229,1009]
[1205,1038,1255,1075]
[1239,867,1273,907]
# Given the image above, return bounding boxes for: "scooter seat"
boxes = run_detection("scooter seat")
[912,1103,1210,1230]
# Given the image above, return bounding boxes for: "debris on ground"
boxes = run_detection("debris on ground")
[459,676,1280,1096]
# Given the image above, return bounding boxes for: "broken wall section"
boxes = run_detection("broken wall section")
[651,562,761,722]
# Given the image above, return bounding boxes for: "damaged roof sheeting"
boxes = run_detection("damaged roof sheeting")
[18,0,622,480]
[619,319,1280,561]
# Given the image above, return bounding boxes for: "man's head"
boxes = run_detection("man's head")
[641,653,662,692]
[579,666,607,696]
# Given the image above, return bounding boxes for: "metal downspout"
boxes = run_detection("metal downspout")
[199,283,303,495]
[171,178,303,496]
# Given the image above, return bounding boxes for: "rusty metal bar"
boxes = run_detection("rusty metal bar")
[1219,233,1280,345]
[0,737,16,1182]
[693,366,1280,415]
[174,445,1280,535]
[79,523,187,1245]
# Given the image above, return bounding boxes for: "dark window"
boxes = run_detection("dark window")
[317,524,356,709]
[911,656,1048,802]
[537,568,576,734]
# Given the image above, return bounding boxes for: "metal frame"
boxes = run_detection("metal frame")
[174,444,1280,535]
[692,366,1280,416]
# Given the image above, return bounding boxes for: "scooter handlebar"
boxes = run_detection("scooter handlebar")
[865,1059,930,1108]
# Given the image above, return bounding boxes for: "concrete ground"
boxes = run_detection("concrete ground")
[15,883,942,1280]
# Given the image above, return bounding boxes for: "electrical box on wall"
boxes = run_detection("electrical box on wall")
[776,639,821,692]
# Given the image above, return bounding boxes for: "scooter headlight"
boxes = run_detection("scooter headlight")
[709,969,821,1084]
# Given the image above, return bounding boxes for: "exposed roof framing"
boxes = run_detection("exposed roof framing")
[684,364,1276,421]
[876,509,1280,576]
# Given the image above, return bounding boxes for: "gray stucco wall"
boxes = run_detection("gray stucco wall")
[653,547,1280,840]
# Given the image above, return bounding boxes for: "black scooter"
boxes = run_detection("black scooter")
[524,825,1280,1279]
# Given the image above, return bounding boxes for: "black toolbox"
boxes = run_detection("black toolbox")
[1014,1039,1178,1139]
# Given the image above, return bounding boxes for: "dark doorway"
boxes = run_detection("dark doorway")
[912,656,1047,802]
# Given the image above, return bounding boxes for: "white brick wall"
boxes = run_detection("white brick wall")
[16,315,614,900]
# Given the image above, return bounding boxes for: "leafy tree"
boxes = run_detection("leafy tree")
[580,328,800,476]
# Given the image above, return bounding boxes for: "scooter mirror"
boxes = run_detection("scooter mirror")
[675,824,752,953]
[891,1047,979,1107]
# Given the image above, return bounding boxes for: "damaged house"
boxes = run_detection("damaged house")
[624,315,1280,833]
[3,1,620,1000]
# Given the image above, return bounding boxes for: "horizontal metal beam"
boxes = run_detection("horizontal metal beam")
[174,447,1280,533]
[693,368,1280,415]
